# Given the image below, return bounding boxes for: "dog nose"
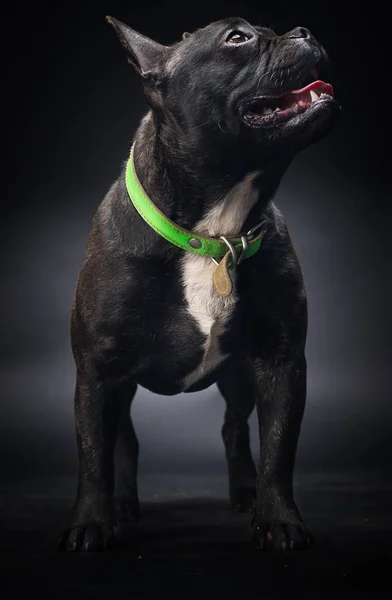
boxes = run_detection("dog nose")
[286,27,311,40]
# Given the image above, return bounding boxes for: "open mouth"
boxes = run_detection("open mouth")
[239,75,335,128]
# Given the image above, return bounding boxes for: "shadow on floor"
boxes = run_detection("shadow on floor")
[0,474,391,598]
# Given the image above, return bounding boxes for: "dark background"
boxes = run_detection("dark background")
[2,0,390,484]
[1,1,391,595]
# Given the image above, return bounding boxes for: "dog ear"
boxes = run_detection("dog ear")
[106,16,168,79]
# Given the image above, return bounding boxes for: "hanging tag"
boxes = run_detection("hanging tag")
[213,251,233,296]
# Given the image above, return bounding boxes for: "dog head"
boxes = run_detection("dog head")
[107,16,340,156]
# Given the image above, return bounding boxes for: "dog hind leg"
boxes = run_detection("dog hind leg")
[113,381,140,522]
[217,362,257,513]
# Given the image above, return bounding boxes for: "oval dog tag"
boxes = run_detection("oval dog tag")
[213,251,233,297]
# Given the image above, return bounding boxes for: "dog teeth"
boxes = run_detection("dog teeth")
[310,90,319,102]
[320,92,331,99]
[274,107,281,112]
[262,107,274,115]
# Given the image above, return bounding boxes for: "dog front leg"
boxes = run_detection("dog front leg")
[253,353,313,551]
[58,369,121,551]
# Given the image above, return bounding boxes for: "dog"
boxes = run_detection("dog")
[58,16,340,552]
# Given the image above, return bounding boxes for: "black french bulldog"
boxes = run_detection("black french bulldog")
[58,16,340,552]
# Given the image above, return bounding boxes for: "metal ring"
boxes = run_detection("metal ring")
[219,236,237,269]
[210,223,264,268]
[236,235,248,265]
[246,219,265,240]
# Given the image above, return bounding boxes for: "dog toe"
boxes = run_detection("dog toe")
[58,523,115,552]
[253,521,314,552]
[231,487,256,513]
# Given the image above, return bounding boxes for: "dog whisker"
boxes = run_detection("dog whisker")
[217,121,227,134]
[253,67,276,98]
[191,119,214,129]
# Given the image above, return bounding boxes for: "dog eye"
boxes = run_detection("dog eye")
[226,31,251,45]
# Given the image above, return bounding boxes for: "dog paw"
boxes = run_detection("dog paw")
[57,522,115,552]
[252,521,314,552]
[116,497,141,522]
[230,487,256,513]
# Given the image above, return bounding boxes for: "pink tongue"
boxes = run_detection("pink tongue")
[275,80,334,110]
[291,80,334,97]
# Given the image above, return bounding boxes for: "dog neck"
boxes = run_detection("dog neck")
[132,111,291,237]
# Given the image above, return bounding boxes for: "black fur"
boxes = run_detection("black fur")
[57,17,340,552]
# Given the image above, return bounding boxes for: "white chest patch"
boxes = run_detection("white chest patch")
[180,171,260,390]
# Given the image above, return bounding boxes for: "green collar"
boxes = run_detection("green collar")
[125,144,264,266]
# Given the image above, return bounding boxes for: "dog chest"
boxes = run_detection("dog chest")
[177,171,261,389]
[179,252,237,389]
